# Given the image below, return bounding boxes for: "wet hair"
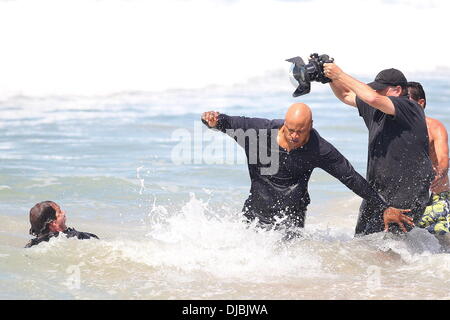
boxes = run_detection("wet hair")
[400,85,409,97]
[407,81,426,108]
[29,201,58,237]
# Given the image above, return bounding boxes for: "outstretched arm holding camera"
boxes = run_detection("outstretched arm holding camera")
[328,76,357,108]
[323,63,396,115]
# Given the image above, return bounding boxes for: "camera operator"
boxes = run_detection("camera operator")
[322,63,434,236]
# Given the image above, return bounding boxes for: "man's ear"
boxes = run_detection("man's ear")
[47,220,57,231]
[418,98,426,108]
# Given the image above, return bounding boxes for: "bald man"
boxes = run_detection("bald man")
[202,104,412,237]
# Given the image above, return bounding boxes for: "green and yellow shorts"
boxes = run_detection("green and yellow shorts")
[419,192,450,235]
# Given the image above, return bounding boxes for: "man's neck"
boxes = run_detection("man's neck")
[48,226,67,233]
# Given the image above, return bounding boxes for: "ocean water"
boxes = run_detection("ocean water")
[1,77,450,300]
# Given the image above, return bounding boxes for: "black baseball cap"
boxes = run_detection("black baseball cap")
[368,68,408,90]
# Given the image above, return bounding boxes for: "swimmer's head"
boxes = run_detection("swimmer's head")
[29,201,67,237]
[283,103,313,149]
[407,81,426,109]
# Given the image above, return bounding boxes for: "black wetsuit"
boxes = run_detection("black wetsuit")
[355,96,434,235]
[211,114,388,230]
[25,227,99,248]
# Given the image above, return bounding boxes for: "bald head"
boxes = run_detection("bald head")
[281,103,313,150]
[285,103,312,126]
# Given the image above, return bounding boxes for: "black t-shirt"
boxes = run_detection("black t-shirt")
[25,227,99,248]
[356,96,434,211]
[213,114,388,225]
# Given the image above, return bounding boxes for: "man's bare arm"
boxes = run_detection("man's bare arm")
[329,80,357,107]
[324,63,396,115]
[430,119,449,190]
[433,120,449,172]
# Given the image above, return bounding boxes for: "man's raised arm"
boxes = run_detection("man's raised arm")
[201,111,276,132]
[324,63,397,115]
[329,77,357,107]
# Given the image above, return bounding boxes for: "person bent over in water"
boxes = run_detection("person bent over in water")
[202,103,412,239]
[25,201,99,248]
[407,82,450,235]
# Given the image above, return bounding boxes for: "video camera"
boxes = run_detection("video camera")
[286,53,334,97]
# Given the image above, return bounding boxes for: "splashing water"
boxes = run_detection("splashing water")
[2,193,450,300]
[1,79,449,299]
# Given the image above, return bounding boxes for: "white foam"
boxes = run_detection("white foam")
[91,194,326,282]
[12,195,450,299]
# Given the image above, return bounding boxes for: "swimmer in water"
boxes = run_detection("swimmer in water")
[25,201,99,248]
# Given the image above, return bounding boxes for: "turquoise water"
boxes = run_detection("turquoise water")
[1,78,450,299]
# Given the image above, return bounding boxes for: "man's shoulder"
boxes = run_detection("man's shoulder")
[270,119,284,129]
[388,96,427,125]
[24,232,59,248]
[64,227,99,240]
[309,128,321,139]
[426,117,448,131]
[306,129,348,163]
[355,96,376,119]
[426,116,448,141]
[390,96,423,112]
[306,129,330,151]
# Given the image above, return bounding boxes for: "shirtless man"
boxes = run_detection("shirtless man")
[407,82,450,235]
